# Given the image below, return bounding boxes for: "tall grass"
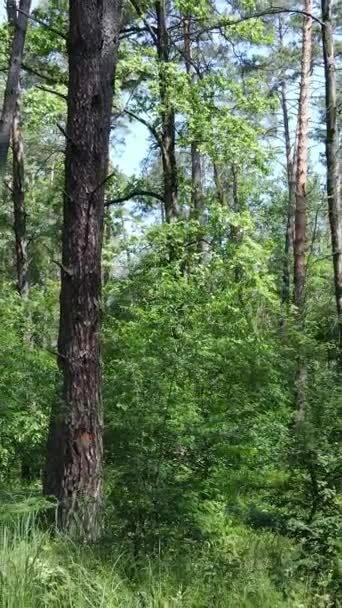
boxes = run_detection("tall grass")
[0,513,320,607]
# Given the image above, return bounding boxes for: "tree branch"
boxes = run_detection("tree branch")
[21,62,67,86]
[36,84,67,100]
[123,108,163,150]
[17,7,67,39]
[193,7,323,33]
[128,0,158,45]
[57,123,76,146]
[105,190,164,207]
[119,25,150,40]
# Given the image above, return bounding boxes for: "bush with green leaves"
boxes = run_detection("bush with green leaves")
[102,216,290,548]
[0,286,58,482]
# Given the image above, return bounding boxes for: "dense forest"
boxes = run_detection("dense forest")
[0,0,341,606]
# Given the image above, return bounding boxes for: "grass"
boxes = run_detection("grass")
[0,512,330,607]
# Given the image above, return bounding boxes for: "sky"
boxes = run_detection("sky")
[113,123,148,177]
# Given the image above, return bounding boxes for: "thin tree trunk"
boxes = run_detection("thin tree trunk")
[12,97,28,298]
[184,15,203,217]
[0,0,31,178]
[44,0,122,539]
[155,0,179,223]
[321,0,342,348]
[294,0,313,424]
[213,160,226,206]
[184,13,206,253]
[280,76,296,304]
[294,0,313,312]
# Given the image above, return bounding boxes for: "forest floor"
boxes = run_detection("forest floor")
[0,508,330,608]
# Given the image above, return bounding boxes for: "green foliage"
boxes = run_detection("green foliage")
[0,0,341,605]
[102,215,286,547]
[0,287,58,482]
[0,513,323,607]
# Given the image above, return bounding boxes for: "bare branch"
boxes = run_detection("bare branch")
[192,7,323,34]
[21,62,67,86]
[36,84,67,100]
[57,123,76,146]
[17,7,67,39]
[90,171,117,199]
[52,259,73,277]
[128,0,158,45]
[105,190,164,207]
[123,108,163,150]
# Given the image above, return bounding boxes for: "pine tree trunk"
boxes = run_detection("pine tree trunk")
[0,0,31,177]
[43,0,122,539]
[293,0,313,424]
[155,0,179,223]
[321,0,342,348]
[12,98,28,298]
[294,0,313,312]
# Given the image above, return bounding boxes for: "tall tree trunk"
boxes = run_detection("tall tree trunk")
[280,76,296,304]
[0,0,31,178]
[294,0,313,312]
[12,98,28,298]
[321,0,342,349]
[184,13,206,254]
[155,0,179,223]
[43,0,122,539]
[184,15,203,218]
[293,0,313,423]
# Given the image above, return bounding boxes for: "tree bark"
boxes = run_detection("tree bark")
[184,13,206,253]
[12,98,28,298]
[184,15,203,217]
[0,0,31,178]
[280,76,296,304]
[294,0,312,312]
[293,0,313,424]
[6,0,17,25]
[43,0,122,539]
[155,0,179,223]
[321,0,342,348]
[213,160,226,206]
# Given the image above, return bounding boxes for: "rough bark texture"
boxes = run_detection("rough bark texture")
[44,0,122,539]
[0,0,31,177]
[294,0,312,312]
[294,0,313,424]
[6,0,17,25]
[321,0,342,347]
[155,0,179,223]
[12,98,28,298]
